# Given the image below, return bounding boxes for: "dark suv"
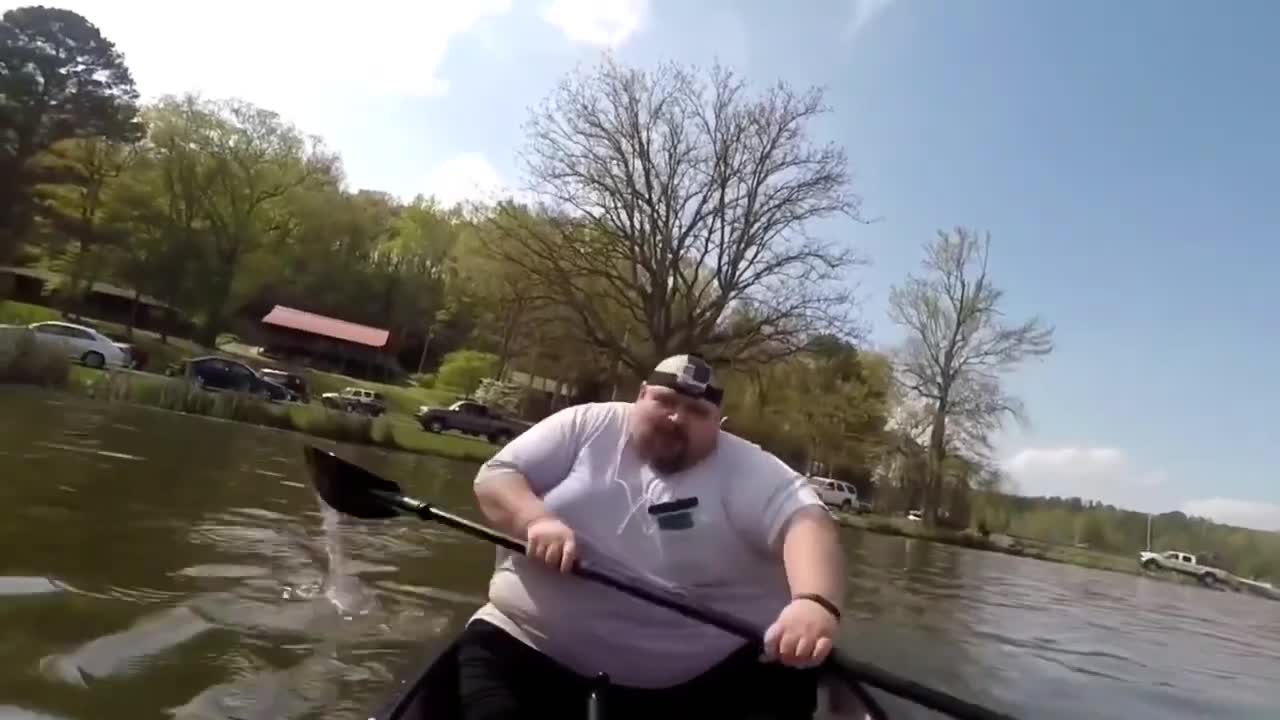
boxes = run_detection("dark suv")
[167,356,290,402]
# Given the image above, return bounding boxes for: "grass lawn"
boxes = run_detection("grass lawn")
[382,414,497,461]
[302,368,463,415]
[0,300,59,325]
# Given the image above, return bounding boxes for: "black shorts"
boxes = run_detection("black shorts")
[456,619,819,720]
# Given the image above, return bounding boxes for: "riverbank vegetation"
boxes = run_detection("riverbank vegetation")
[836,513,1140,575]
[3,6,1275,582]
[973,493,1280,582]
[59,365,497,463]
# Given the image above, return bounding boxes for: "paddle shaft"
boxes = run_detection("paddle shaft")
[377,490,770,637]
[379,490,1016,720]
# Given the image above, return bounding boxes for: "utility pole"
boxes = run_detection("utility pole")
[1146,513,1152,551]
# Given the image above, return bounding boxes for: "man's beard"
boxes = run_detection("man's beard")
[638,426,690,474]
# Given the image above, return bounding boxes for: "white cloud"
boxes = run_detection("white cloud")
[1181,498,1280,532]
[26,1,512,127]
[416,152,509,207]
[844,0,897,40]
[541,0,648,48]
[1002,446,1168,511]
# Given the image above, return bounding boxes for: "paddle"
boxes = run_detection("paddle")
[303,445,1017,720]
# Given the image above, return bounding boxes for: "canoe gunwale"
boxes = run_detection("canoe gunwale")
[370,639,462,720]
[367,633,876,720]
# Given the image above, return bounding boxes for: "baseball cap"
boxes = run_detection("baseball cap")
[647,353,723,406]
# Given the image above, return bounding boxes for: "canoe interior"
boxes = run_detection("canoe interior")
[367,636,876,720]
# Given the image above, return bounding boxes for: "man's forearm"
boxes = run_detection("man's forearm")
[474,466,552,538]
[780,507,847,605]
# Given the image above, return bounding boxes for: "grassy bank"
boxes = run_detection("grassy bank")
[3,355,497,463]
[836,513,1140,574]
[75,367,496,462]
[301,367,462,414]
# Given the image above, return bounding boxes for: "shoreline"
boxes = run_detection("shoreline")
[834,513,1280,600]
[833,512,1137,574]
[5,370,499,465]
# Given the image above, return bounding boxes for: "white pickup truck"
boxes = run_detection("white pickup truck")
[1138,550,1235,588]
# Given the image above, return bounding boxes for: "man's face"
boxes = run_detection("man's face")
[631,384,721,474]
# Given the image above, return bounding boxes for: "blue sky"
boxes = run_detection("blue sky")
[21,0,1278,529]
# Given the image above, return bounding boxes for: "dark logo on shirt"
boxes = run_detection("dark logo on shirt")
[648,497,699,531]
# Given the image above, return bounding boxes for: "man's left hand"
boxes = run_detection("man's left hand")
[763,597,838,668]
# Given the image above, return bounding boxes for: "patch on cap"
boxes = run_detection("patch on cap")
[648,354,723,406]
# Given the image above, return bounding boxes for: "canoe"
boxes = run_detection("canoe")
[368,637,463,720]
[366,633,873,720]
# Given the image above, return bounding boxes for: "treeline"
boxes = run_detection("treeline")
[4,6,1063,526]
[973,494,1280,580]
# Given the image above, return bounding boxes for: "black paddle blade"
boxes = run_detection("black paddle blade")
[304,445,405,519]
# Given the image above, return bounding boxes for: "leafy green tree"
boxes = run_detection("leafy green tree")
[97,96,217,339]
[0,6,142,258]
[34,137,135,313]
[436,349,499,395]
[190,97,331,344]
[720,343,892,484]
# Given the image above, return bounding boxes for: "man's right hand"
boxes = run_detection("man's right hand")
[525,515,577,574]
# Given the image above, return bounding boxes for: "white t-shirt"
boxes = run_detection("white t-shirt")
[469,401,825,688]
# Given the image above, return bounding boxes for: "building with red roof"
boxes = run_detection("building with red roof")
[259,305,400,379]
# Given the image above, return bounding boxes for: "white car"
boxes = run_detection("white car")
[807,476,861,512]
[28,321,129,369]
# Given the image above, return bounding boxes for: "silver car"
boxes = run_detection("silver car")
[28,321,129,369]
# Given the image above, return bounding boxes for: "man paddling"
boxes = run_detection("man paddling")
[458,353,847,719]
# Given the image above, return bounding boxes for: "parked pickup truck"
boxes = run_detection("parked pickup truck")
[416,400,532,445]
[320,387,387,416]
[1138,550,1235,588]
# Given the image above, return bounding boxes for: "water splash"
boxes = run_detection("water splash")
[318,498,376,618]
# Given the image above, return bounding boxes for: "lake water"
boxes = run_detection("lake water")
[1,387,1276,719]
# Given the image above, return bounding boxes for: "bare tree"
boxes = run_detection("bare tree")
[488,57,865,376]
[888,227,1054,524]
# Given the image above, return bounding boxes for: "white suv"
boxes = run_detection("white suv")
[807,476,861,512]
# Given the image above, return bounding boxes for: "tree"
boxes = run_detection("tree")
[888,228,1054,524]
[194,98,329,343]
[34,137,136,313]
[456,208,554,376]
[436,350,499,395]
[488,58,864,378]
[0,6,142,258]
[98,97,218,339]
